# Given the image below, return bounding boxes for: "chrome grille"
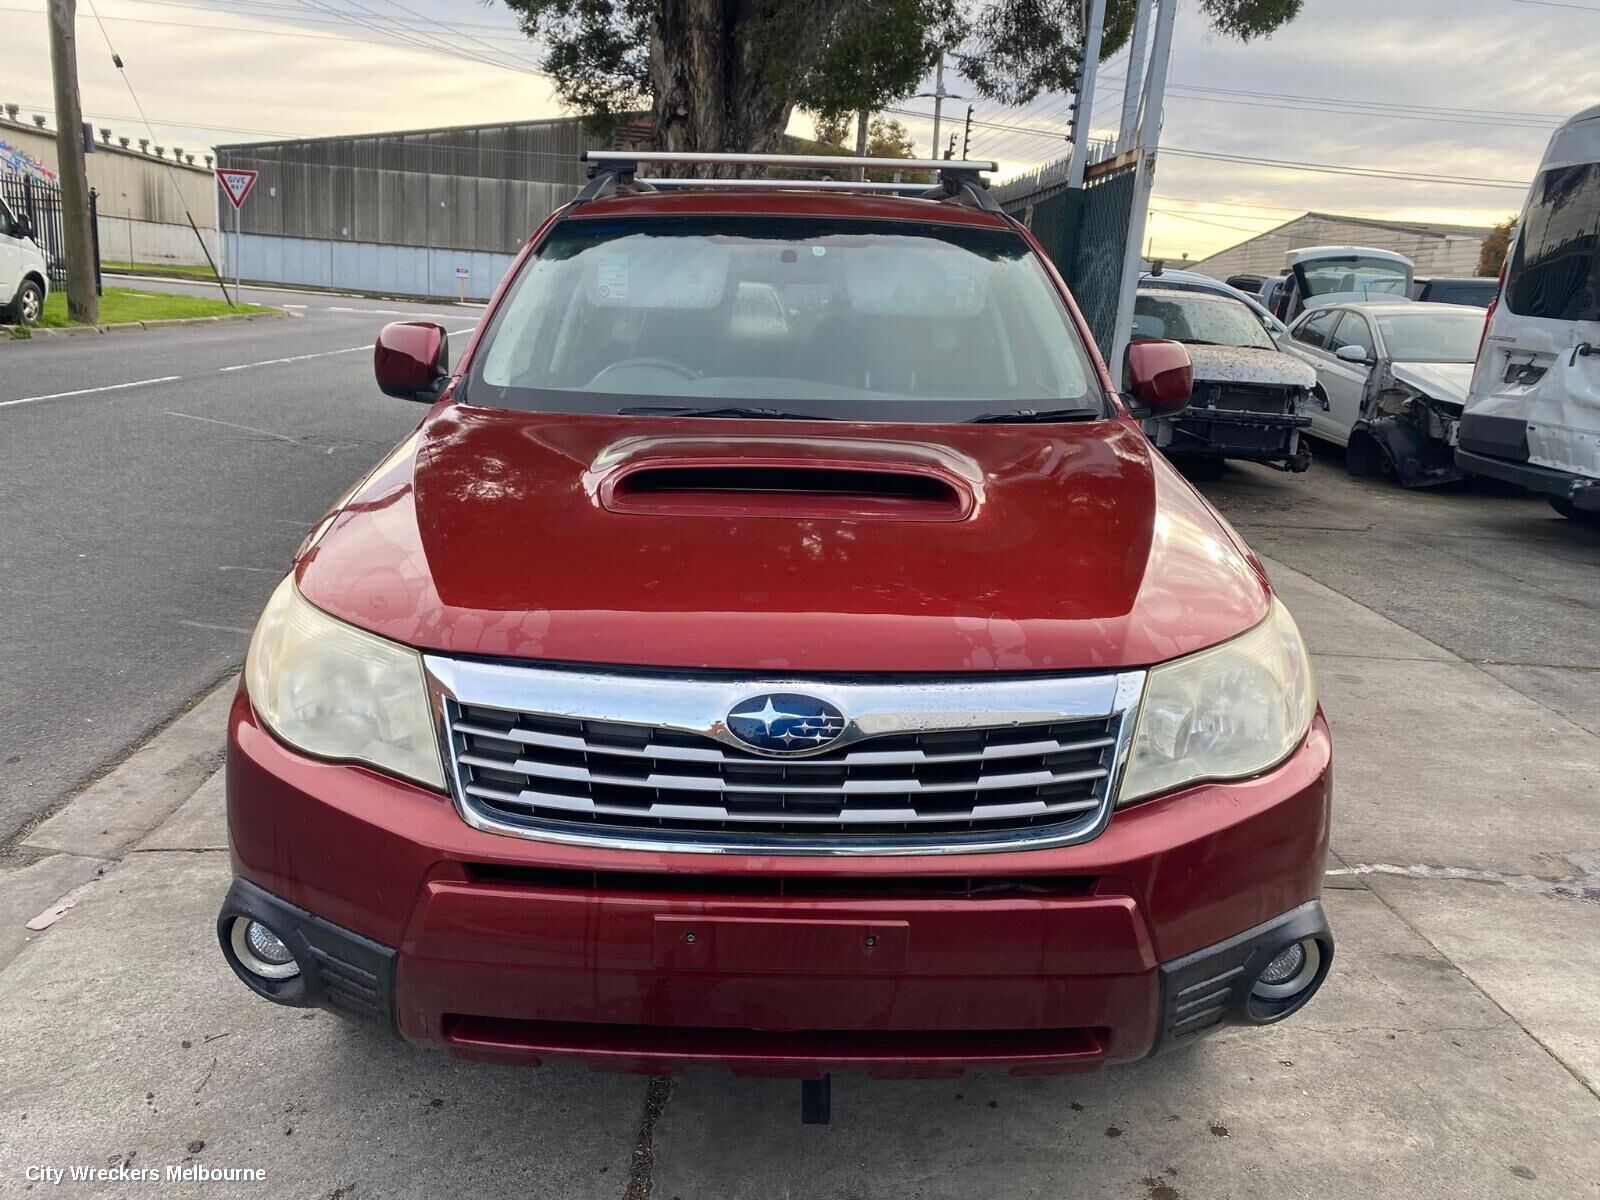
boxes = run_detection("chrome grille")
[426,658,1144,856]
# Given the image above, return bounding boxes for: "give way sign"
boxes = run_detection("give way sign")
[216,168,259,210]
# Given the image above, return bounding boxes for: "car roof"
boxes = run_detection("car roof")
[561,188,1013,230]
[1311,301,1473,318]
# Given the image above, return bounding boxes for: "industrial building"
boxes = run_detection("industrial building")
[1191,210,1496,281]
[0,104,219,265]
[215,115,645,300]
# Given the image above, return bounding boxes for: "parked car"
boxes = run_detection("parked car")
[1457,103,1600,526]
[1140,265,1287,336]
[1282,300,1485,485]
[1411,276,1499,308]
[1268,246,1414,323]
[216,151,1334,1115]
[1133,284,1316,476]
[1225,273,1268,294]
[0,195,48,326]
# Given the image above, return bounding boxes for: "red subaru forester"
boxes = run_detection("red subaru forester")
[218,152,1332,1110]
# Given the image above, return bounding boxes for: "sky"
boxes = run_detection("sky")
[4,0,1595,259]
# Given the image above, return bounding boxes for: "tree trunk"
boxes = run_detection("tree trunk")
[650,0,851,174]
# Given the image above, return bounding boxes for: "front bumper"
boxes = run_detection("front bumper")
[220,689,1334,1078]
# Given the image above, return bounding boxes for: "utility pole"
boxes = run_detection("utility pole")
[962,105,973,160]
[855,109,870,183]
[1068,0,1107,189]
[46,0,98,323]
[929,54,946,165]
[1118,0,1153,152]
[945,133,957,160]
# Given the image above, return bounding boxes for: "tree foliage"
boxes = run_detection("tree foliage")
[502,0,1305,161]
[1476,214,1517,278]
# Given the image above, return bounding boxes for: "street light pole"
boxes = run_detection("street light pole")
[929,54,945,165]
[46,0,98,323]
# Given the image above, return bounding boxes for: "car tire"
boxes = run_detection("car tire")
[1344,434,1385,478]
[1549,496,1600,526]
[9,279,45,326]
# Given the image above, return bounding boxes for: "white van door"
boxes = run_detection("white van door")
[0,199,23,305]
[1471,119,1600,482]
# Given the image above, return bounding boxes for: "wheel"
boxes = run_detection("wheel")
[1344,434,1386,478]
[1549,496,1600,526]
[9,279,44,326]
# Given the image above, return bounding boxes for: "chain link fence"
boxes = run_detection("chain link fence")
[999,151,1138,361]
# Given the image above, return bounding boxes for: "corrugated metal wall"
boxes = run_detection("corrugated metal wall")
[215,117,605,254]
[1192,215,1492,280]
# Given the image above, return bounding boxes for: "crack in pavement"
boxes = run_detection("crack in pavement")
[1331,856,1600,905]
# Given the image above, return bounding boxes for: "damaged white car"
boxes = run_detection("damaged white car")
[1283,302,1486,487]
[1131,285,1317,478]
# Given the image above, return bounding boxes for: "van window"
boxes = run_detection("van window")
[1506,163,1600,322]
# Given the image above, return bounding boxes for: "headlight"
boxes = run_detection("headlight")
[244,576,445,789]
[1118,599,1315,806]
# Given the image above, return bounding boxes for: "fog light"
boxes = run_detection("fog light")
[1252,938,1320,1000]
[230,918,300,980]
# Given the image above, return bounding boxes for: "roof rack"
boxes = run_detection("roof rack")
[574,150,1003,213]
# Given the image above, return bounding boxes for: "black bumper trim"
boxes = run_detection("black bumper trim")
[1454,448,1600,509]
[1149,899,1333,1055]
[217,879,398,1032]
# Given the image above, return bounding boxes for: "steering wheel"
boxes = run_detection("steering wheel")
[588,357,700,387]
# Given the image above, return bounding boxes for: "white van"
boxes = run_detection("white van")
[1457,104,1600,525]
[1,195,50,325]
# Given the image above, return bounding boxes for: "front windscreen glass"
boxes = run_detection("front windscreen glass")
[464,215,1103,421]
[1375,310,1485,362]
[1299,256,1411,299]
[1132,290,1276,349]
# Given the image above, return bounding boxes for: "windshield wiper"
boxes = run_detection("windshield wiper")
[966,406,1104,424]
[616,405,840,421]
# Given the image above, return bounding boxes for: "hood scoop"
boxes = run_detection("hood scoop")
[599,459,975,521]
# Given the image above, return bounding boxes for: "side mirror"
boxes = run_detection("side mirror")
[374,321,448,402]
[1335,344,1372,365]
[14,214,35,241]
[1124,338,1194,418]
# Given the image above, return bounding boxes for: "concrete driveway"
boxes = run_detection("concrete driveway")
[2,455,1598,1198]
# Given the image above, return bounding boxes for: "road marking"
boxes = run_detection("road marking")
[166,411,298,443]
[178,619,254,635]
[217,565,281,574]
[217,344,370,372]
[3,324,476,411]
[0,376,182,409]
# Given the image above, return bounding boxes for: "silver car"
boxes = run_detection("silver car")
[1281,301,1487,487]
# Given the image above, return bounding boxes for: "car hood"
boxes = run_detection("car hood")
[1184,345,1316,389]
[295,406,1271,673]
[1390,361,1473,406]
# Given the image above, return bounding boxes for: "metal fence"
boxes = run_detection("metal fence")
[0,172,101,293]
[1000,152,1138,360]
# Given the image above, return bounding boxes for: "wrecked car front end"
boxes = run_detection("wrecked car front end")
[1147,346,1318,472]
[1352,361,1471,487]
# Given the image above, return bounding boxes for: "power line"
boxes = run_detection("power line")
[1162,147,1531,190]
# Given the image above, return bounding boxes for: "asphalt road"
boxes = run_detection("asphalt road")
[0,282,482,843]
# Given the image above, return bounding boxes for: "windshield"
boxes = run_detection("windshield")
[1299,256,1410,299]
[464,215,1103,422]
[1132,290,1277,350]
[1375,310,1484,362]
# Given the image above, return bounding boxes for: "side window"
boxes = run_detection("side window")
[1328,312,1374,357]
[1506,162,1600,322]
[0,200,16,239]
[1293,309,1338,349]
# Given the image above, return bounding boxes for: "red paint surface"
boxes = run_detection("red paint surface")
[227,691,1331,1074]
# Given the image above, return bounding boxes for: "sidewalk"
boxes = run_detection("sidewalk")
[2,565,1597,1198]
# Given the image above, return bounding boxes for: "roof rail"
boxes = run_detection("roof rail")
[575,150,1002,213]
